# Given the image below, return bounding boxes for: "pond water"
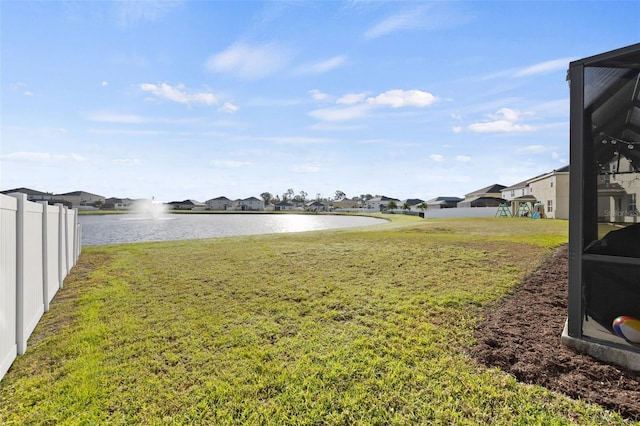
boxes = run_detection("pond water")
[78,213,386,246]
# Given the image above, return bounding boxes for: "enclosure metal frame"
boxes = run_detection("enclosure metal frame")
[567,44,640,349]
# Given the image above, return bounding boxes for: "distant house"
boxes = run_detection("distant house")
[103,197,135,210]
[332,199,360,209]
[206,196,233,211]
[275,201,295,211]
[426,196,463,209]
[527,166,570,219]
[365,196,400,211]
[399,198,424,211]
[306,201,328,212]
[500,166,570,219]
[457,184,506,208]
[55,191,105,208]
[0,187,56,202]
[168,199,206,210]
[238,197,264,211]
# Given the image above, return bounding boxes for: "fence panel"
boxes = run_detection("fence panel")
[58,205,68,287]
[14,194,45,355]
[65,208,75,274]
[41,202,61,311]
[0,195,18,381]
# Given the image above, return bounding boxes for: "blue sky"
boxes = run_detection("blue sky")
[2,1,639,202]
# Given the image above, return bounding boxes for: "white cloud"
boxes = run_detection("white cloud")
[24,91,34,97]
[291,163,321,173]
[139,83,216,105]
[211,160,252,168]
[101,81,109,86]
[517,145,548,154]
[205,42,291,80]
[469,121,534,133]
[218,102,239,114]
[308,104,371,122]
[113,158,141,166]
[116,0,183,26]
[468,108,534,133]
[367,89,437,108]
[310,89,330,101]
[551,152,559,160]
[452,126,462,133]
[364,8,425,39]
[455,155,471,162]
[295,55,346,74]
[337,92,367,105]
[515,58,574,77]
[87,112,147,123]
[491,107,520,122]
[430,154,445,162]
[1,151,86,165]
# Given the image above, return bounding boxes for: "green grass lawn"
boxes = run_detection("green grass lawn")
[0,216,630,424]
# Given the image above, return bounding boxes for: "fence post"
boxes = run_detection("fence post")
[14,193,26,355]
[58,204,67,288]
[0,194,18,382]
[39,202,50,312]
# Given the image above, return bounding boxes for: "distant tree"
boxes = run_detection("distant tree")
[283,188,295,201]
[335,190,346,201]
[387,200,398,211]
[261,192,273,205]
[299,190,307,202]
[402,201,411,211]
[416,202,428,212]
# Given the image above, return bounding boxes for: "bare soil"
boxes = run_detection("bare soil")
[468,245,640,421]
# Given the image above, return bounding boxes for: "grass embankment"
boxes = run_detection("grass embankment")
[0,217,629,424]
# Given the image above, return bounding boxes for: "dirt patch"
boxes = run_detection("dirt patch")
[468,245,640,420]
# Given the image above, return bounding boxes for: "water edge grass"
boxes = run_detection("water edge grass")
[0,216,631,424]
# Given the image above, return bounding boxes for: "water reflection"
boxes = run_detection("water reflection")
[78,213,385,246]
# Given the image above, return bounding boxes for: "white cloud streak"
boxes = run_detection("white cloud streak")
[211,160,252,168]
[295,55,346,74]
[1,151,86,165]
[139,83,217,105]
[515,58,574,77]
[468,108,534,133]
[205,42,292,80]
[218,102,239,114]
[337,93,367,105]
[364,8,425,39]
[367,89,437,108]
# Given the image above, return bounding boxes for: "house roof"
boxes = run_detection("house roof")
[465,184,506,196]
[58,190,104,198]
[0,187,51,196]
[460,195,507,204]
[369,195,400,202]
[400,198,424,205]
[426,196,463,203]
[502,179,531,192]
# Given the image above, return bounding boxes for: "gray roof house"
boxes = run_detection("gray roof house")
[426,196,463,209]
[206,196,233,211]
[365,196,400,211]
[457,184,507,208]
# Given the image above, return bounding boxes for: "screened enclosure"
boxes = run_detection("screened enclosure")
[566,43,640,370]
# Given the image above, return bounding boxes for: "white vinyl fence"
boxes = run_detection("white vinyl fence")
[0,193,81,382]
